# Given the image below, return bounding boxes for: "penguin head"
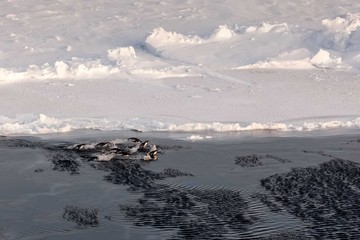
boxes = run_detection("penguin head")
[140,141,149,148]
[74,144,86,150]
[149,150,158,159]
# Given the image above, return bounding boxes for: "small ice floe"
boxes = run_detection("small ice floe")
[186,135,213,141]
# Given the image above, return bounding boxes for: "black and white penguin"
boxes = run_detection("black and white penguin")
[143,150,158,161]
[127,137,141,143]
[73,143,86,151]
[140,140,149,149]
[95,142,114,150]
[109,148,130,157]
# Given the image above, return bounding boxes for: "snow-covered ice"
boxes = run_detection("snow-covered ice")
[0,0,360,135]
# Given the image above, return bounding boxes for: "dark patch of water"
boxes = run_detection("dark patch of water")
[235,154,291,167]
[121,186,254,239]
[63,205,99,227]
[48,150,81,175]
[261,158,360,239]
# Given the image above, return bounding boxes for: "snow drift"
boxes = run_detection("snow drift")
[0,0,360,135]
[1,114,360,135]
[2,15,360,83]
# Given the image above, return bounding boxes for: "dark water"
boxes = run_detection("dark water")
[0,130,359,239]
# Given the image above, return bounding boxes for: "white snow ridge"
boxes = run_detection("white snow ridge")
[0,0,359,135]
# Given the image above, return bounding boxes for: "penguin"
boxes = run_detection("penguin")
[109,148,130,157]
[128,137,141,143]
[140,140,149,149]
[149,150,158,158]
[137,141,149,152]
[149,144,157,152]
[128,142,141,155]
[95,142,114,150]
[73,143,86,151]
[143,150,158,161]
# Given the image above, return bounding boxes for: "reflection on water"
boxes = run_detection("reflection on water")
[0,132,359,239]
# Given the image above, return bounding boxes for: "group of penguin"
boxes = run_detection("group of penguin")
[71,137,158,162]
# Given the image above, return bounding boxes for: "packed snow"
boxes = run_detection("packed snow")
[0,0,360,135]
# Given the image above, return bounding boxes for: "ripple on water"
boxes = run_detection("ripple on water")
[261,158,360,239]
[4,135,360,239]
[119,182,306,239]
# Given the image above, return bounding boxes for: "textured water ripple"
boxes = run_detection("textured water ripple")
[261,158,360,239]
